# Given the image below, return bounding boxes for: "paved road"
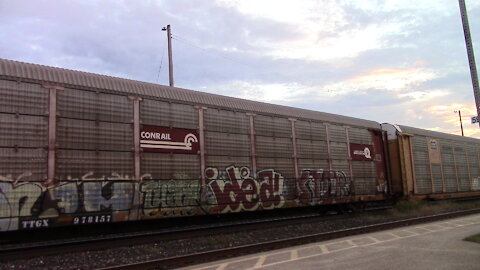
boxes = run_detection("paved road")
[181,213,480,270]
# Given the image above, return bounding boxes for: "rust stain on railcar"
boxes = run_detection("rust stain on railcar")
[372,132,387,193]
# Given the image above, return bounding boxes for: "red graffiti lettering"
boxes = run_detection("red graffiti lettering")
[298,169,351,205]
[206,166,285,213]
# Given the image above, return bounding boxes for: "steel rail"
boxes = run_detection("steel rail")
[0,211,336,261]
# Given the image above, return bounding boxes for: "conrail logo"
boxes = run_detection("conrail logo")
[350,143,374,161]
[353,147,372,159]
[140,125,199,154]
[140,131,172,140]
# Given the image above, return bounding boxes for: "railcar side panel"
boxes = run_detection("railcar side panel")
[139,98,201,219]
[440,141,457,192]
[467,145,480,187]
[455,143,470,192]
[0,65,389,231]
[412,135,432,194]
[382,124,480,199]
[0,80,49,231]
[0,80,48,115]
[57,88,133,123]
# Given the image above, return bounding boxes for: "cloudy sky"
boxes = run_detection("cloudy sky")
[1,0,480,137]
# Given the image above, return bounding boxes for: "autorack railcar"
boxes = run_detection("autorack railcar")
[382,124,480,199]
[0,58,478,232]
[0,58,389,231]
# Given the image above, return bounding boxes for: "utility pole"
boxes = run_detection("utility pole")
[162,24,174,87]
[458,0,480,127]
[455,110,465,136]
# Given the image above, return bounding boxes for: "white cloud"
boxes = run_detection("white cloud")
[397,90,449,101]
[1,0,480,138]
[214,0,404,61]
[263,24,386,61]
[216,0,346,29]
[318,66,439,97]
[203,80,311,103]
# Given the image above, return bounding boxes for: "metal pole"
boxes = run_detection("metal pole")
[459,110,464,136]
[458,0,480,127]
[456,110,464,136]
[162,24,174,87]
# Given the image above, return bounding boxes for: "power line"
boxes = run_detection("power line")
[156,34,167,84]
[168,33,330,95]
[171,34,275,73]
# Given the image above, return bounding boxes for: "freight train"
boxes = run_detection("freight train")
[0,58,479,231]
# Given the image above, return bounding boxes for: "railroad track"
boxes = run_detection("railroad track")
[96,208,480,270]
[0,210,342,261]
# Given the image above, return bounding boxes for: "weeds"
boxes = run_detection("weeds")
[394,200,426,213]
[145,246,165,254]
[203,235,239,247]
[369,200,480,221]
[464,234,480,244]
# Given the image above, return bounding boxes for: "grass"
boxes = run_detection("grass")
[464,233,480,244]
[394,200,426,213]
[145,246,165,254]
[203,235,239,247]
[361,200,480,222]
[394,200,480,215]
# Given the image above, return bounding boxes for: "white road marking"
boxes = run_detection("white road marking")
[253,256,266,269]
[184,214,480,270]
[290,250,298,260]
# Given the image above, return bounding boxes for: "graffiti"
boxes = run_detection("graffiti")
[0,177,136,231]
[139,180,200,217]
[297,169,351,205]
[64,172,153,182]
[206,166,285,213]
[83,182,134,212]
[54,181,135,213]
[0,172,35,185]
[144,207,199,218]
[472,177,480,191]
[377,179,387,193]
[0,181,43,231]
[54,183,78,214]
[65,171,136,181]
[0,171,207,230]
